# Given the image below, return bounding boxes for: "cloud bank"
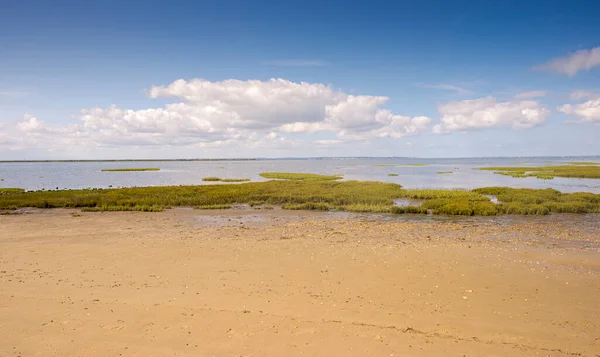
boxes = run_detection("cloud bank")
[0,78,432,152]
[559,90,600,123]
[433,97,549,133]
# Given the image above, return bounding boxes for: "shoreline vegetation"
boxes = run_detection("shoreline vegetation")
[477,164,600,179]
[102,168,160,172]
[259,172,343,180]
[202,177,250,182]
[0,159,256,163]
[565,161,599,165]
[0,188,25,195]
[1,172,599,215]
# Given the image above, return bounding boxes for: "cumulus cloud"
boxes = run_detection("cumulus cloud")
[0,78,432,152]
[16,114,47,133]
[514,90,548,99]
[535,47,600,77]
[433,97,549,133]
[559,90,600,123]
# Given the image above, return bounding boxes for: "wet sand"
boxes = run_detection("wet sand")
[1,208,599,356]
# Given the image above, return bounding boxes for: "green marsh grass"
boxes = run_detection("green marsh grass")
[195,204,232,210]
[473,187,600,214]
[565,162,598,166]
[201,177,249,182]
[221,178,250,182]
[0,188,25,195]
[259,172,343,180]
[478,165,600,179]
[0,180,403,213]
[81,205,163,212]
[437,171,453,174]
[387,173,399,176]
[1,180,599,216]
[102,168,160,172]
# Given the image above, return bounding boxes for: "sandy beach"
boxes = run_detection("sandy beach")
[1,208,599,357]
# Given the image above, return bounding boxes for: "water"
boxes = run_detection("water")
[1,157,599,193]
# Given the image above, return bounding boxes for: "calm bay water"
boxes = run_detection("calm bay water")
[1,157,599,193]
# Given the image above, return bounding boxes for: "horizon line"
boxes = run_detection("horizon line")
[0,155,598,163]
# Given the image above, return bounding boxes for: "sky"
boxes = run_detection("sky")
[1,0,599,159]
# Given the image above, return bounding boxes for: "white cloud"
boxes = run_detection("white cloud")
[534,47,600,77]
[433,97,549,133]
[415,83,473,95]
[514,90,548,99]
[0,78,432,152]
[559,91,600,123]
[16,114,47,133]
[569,90,597,101]
[314,139,343,145]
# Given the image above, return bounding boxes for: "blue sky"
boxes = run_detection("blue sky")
[1,0,599,159]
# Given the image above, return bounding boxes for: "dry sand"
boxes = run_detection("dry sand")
[1,208,599,357]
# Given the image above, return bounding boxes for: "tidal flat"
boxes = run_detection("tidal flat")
[1,208,598,357]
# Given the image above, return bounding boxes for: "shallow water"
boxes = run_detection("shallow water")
[1,156,599,193]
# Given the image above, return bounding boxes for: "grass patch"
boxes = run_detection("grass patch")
[1,181,598,216]
[477,165,600,179]
[473,187,600,214]
[0,188,25,195]
[102,168,160,172]
[387,173,399,176]
[202,177,250,182]
[0,180,402,213]
[565,162,598,166]
[195,204,231,210]
[398,189,487,201]
[221,178,250,182]
[259,172,342,181]
[81,205,163,212]
[437,171,453,174]
[282,202,331,211]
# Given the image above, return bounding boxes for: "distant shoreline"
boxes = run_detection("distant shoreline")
[0,159,258,163]
[0,155,599,163]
